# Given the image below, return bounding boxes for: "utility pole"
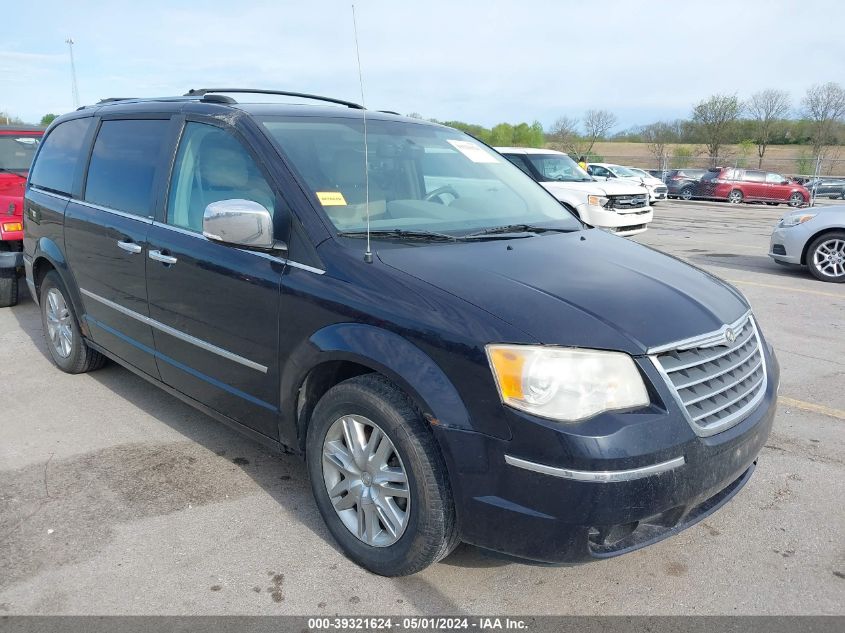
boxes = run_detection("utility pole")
[66,38,80,109]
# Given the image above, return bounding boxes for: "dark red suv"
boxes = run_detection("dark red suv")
[697,168,809,207]
[0,125,43,306]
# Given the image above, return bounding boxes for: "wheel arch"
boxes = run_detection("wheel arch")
[30,238,91,337]
[279,323,471,452]
[801,226,845,265]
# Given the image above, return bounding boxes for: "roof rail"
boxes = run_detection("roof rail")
[184,88,364,110]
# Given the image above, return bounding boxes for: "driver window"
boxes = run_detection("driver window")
[765,173,783,184]
[167,122,275,233]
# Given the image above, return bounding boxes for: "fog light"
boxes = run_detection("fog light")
[2,222,22,232]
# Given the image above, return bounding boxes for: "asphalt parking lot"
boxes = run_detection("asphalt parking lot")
[1,199,843,615]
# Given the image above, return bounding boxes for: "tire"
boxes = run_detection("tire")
[788,192,805,208]
[0,271,18,308]
[39,271,106,373]
[728,189,743,204]
[306,374,459,576]
[806,231,845,283]
[680,186,694,201]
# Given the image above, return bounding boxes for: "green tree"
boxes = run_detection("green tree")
[40,114,59,126]
[489,123,514,146]
[691,94,742,166]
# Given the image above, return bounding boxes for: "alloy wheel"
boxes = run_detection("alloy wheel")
[789,193,804,207]
[728,190,743,204]
[813,238,845,279]
[45,288,73,358]
[322,414,410,547]
[681,187,693,200]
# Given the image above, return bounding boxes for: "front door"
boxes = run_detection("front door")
[145,120,284,439]
[64,117,172,378]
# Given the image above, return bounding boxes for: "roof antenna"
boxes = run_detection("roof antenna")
[351,4,372,263]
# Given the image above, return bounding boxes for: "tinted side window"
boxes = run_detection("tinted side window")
[29,118,93,196]
[167,122,275,232]
[84,119,169,216]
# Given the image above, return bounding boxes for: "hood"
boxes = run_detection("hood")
[377,230,748,354]
[542,179,648,197]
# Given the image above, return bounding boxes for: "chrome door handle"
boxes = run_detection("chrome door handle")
[117,240,142,254]
[149,250,178,265]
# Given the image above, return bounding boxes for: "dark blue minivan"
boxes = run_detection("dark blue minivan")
[22,90,778,576]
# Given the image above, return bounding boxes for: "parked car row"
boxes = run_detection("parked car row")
[12,90,782,576]
[586,163,669,204]
[496,149,653,236]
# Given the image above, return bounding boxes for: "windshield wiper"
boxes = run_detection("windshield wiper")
[461,224,576,239]
[337,229,460,242]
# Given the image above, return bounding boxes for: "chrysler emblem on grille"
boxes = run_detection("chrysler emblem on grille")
[725,328,736,344]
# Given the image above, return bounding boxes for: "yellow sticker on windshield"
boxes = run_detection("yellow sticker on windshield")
[316,191,347,206]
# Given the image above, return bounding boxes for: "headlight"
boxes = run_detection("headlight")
[486,345,649,422]
[780,212,817,227]
[587,195,609,207]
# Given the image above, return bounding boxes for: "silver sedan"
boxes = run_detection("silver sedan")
[769,205,845,282]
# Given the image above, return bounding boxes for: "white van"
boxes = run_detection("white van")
[498,148,653,236]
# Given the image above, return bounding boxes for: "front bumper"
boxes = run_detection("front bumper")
[768,224,807,265]
[647,186,668,202]
[434,344,779,564]
[0,250,23,271]
[577,204,653,236]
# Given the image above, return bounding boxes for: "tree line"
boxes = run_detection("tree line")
[413,81,845,169]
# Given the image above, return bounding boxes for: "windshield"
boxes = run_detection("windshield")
[610,165,638,178]
[259,117,581,236]
[524,154,592,182]
[0,134,41,174]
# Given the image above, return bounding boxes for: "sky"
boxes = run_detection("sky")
[2,0,844,130]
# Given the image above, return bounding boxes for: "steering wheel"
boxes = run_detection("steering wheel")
[424,185,460,204]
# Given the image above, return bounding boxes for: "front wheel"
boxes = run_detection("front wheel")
[680,186,694,201]
[39,271,106,373]
[0,271,18,307]
[728,189,744,204]
[306,374,459,576]
[807,231,845,283]
[788,192,805,208]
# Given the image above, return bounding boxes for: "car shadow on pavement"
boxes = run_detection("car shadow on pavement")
[7,287,505,604]
[687,253,811,281]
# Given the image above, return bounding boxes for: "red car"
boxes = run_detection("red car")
[697,167,810,207]
[0,125,43,306]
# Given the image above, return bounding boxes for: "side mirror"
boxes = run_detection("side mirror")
[203,199,279,251]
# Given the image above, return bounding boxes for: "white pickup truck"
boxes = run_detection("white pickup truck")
[497,148,653,236]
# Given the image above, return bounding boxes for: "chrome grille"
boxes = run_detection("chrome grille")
[608,194,648,210]
[652,313,766,436]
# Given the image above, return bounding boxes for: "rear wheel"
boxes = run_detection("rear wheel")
[306,374,459,576]
[0,271,18,307]
[728,189,744,204]
[39,271,106,373]
[788,192,805,208]
[807,231,845,283]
